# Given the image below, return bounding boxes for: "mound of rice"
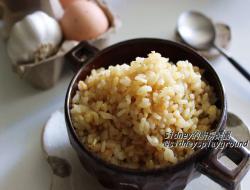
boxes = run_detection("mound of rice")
[70,51,220,169]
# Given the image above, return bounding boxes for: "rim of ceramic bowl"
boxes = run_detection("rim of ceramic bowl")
[65,38,227,175]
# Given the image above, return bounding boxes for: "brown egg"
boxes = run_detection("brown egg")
[60,0,78,9]
[60,0,109,41]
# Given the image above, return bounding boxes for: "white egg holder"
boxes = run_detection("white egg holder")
[0,0,120,89]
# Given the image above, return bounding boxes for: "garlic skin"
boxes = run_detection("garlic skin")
[7,11,63,64]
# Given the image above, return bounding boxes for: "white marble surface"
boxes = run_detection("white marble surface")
[0,0,249,190]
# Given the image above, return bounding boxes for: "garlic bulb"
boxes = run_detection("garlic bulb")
[7,11,62,64]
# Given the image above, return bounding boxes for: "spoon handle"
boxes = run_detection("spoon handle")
[213,45,250,82]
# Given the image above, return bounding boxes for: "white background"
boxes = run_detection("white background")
[0,0,249,189]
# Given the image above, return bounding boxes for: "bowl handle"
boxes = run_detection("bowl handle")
[65,41,99,72]
[197,136,250,190]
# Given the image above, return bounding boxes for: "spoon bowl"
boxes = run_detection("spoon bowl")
[177,11,250,82]
[177,11,215,50]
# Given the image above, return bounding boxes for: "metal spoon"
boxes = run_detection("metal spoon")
[177,11,250,82]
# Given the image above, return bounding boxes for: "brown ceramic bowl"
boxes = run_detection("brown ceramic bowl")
[64,38,250,190]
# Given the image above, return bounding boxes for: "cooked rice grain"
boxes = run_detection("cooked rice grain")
[71,51,220,169]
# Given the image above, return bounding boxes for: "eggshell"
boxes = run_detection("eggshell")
[60,0,109,41]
